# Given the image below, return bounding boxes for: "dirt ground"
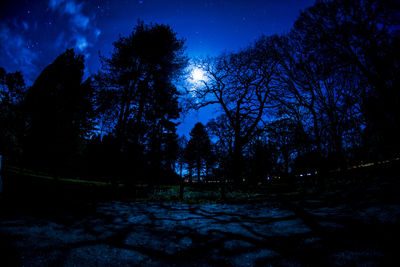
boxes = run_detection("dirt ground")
[1,191,400,267]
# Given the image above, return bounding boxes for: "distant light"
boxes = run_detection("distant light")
[307,173,311,176]
[267,177,270,180]
[300,174,303,177]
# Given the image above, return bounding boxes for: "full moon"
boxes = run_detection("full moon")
[190,67,208,84]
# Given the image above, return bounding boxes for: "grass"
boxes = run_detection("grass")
[5,165,123,187]
[2,160,399,204]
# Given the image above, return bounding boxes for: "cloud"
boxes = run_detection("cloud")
[48,0,100,51]
[49,0,90,30]
[0,23,39,83]
[22,21,29,31]
[64,1,80,14]
[55,32,65,49]
[72,14,89,29]
[75,35,88,51]
[95,29,101,38]
[49,0,66,10]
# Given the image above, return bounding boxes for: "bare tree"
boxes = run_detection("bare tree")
[293,0,400,158]
[190,35,281,183]
[277,33,364,167]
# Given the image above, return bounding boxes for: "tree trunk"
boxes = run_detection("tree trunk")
[232,138,243,184]
[134,86,148,146]
[179,179,184,200]
[179,161,183,179]
[189,167,193,183]
[284,149,289,177]
[0,155,3,199]
[311,108,322,154]
[333,130,345,169]
[197,160,201,183]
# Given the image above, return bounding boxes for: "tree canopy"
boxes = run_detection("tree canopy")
[0,0,399,185]
[185,123,213,182]
[94,21,188,182]
[24,49,94,171]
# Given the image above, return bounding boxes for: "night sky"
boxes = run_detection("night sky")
[0,0,315,136]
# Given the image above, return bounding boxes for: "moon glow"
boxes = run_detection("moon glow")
[190,67,208,84]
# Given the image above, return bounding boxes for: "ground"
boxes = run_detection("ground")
[1,194,400,266]
[1,164,400,266]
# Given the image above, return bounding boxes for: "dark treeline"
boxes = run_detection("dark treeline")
[190,0,400,184]
[1,22,187,184]
[0,0,399,186]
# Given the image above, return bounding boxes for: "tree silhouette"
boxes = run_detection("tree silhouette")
[266,118,306,177]
[191,36,281,183]
[176,135,188,179]
[185,123,212,182]
[95,21,187,182]
[294,0,400,158]
[206,115,234,181]
[246,138,276,184]
[0,68,26,163]
[24,49,94,173]
[2,0,397,185]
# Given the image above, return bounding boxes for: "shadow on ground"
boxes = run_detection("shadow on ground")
[1,189,400,267]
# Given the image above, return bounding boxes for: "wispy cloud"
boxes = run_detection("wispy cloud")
[95,29,101,39]
[72,14,89,29]
[64,1,80,14]
[55,32,65,49]
[0,23,39,83]
[49,0,65,9]
[22,21,29,31]
[48,0,100,53]
[75,35,88,51]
